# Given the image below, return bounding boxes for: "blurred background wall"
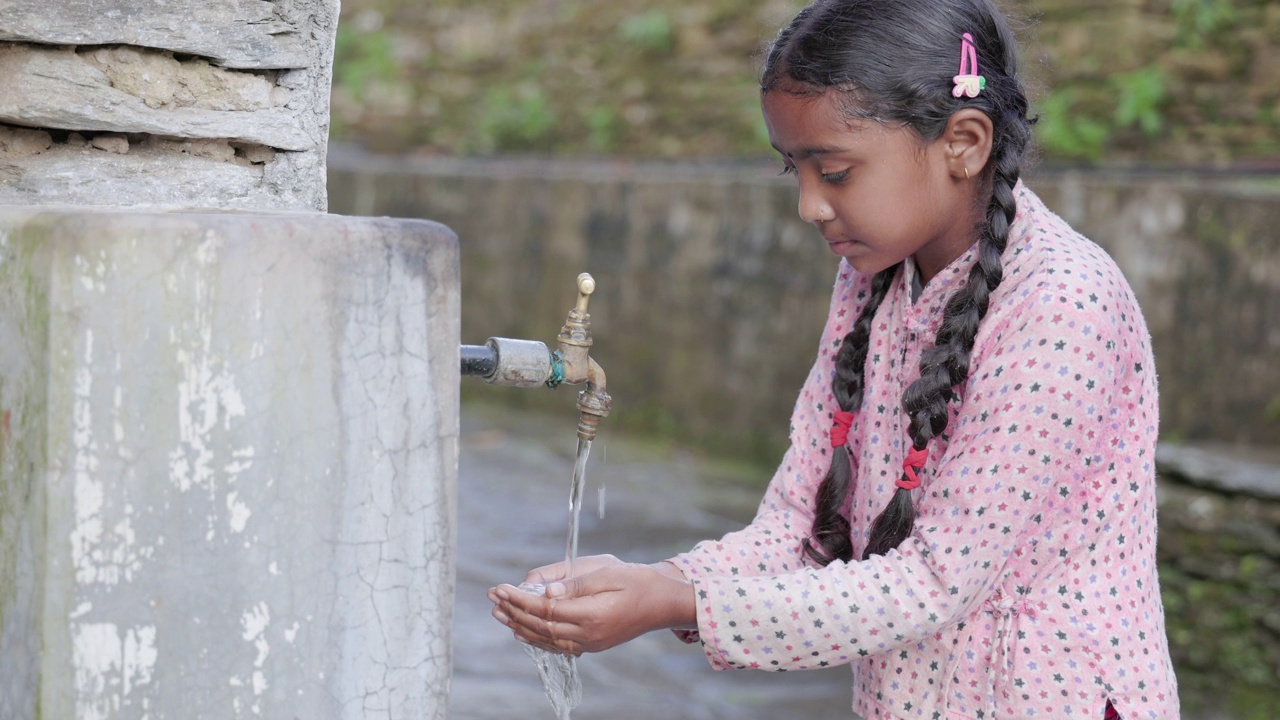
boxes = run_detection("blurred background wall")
[327,0,1279,717]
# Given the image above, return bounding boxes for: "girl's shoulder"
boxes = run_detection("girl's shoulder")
[998,184,1141,315]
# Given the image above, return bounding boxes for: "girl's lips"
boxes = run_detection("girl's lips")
[826,237,861,253]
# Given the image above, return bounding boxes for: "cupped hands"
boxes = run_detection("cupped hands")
[487,554,696,657]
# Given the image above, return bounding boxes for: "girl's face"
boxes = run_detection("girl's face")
[762,90,976,283]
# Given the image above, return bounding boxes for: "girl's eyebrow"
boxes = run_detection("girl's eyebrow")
[771,144,852,159]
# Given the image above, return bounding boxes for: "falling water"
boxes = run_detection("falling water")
[521,436,594,719]
[563,437,591,576]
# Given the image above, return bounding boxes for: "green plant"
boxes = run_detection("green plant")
[586,105,620,152]
[1112,67,1168,136]
[1171,0,1238,47]
[619,10,674,53]
[476,84,558,152]
[333,25,398,103]
[1034,88,1109,161]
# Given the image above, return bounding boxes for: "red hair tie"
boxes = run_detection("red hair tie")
[829,411,854,448]
[897,446,928,490]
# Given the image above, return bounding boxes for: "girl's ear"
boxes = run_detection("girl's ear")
[941,109,994,180]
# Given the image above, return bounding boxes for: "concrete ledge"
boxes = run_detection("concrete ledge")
[1157,442,1280,501]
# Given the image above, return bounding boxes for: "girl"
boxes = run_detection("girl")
[489,1,1179,717]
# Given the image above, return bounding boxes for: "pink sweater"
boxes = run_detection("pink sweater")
[672,185,1179,719]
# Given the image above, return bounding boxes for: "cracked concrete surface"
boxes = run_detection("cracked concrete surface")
[0,208,459,719]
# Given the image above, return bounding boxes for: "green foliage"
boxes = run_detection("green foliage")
[1035,66,1169,161]
[585,105,620,153]
[1112,67,1168,136]
[331,0,1277,164]
[1171,0,1238,47]
[619,10,675,53]
[1034,89,1109,161]
[334,25,398,102]
[476,84,558,152]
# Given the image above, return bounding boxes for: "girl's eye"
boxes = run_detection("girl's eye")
[778,165,796,177]
[821,169,849,184]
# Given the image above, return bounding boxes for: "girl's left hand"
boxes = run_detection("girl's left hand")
[487,561,696,656]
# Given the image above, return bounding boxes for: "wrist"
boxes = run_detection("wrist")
[647,563,697,631]
[648,560,687,581]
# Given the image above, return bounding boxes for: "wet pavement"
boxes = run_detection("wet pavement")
[451,404,854,720]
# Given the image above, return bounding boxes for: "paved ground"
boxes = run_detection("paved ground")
[450,404,854,720]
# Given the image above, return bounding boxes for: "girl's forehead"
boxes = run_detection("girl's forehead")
[763,91,882,149]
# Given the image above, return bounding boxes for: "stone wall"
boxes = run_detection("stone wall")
[0,0,340,210]
[328,152,1280,459]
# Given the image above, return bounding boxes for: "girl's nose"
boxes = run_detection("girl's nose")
[798,188,834,226]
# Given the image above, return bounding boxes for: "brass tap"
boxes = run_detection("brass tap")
[557,274,611,442]
[459,273,611,441]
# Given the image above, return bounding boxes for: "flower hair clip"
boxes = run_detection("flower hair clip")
[952,32,986,98]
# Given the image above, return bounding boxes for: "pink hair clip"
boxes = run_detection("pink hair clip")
[952,33,986,98]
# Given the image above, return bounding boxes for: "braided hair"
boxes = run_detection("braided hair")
[763,0,1035,565]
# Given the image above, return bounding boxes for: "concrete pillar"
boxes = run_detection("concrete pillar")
[0,208,460,719]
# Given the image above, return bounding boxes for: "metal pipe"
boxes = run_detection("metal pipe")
[482,337,554,388]
[460,344,496,378]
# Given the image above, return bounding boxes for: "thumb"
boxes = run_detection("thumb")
[546,567,619,600]
[545,576,582,599]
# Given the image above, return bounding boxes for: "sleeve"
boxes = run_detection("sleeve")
[685,284,1152,671]
[669,262,871,581]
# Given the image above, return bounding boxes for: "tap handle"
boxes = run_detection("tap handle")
[575,272,595,314]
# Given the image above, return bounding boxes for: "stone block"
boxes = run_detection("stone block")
[0,208,460,720]
[0,45,313,152]
[0,0,312,70]
[0,0,338,211]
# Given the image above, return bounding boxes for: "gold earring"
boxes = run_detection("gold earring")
[964,166,970,180]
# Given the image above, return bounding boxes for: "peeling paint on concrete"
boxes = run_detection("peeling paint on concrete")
[72,622,158,720]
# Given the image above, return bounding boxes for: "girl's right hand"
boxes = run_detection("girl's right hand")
[488,556,696,656]
[521,554,627,588]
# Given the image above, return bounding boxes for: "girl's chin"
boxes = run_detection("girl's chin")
[841,252,899,277]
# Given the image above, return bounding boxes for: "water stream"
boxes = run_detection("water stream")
[521,436,594,719]
[564,437,592,577]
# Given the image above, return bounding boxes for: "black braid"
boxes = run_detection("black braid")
[863,115,1029,559]
[803,266,898,566]
[762,0,1035,565]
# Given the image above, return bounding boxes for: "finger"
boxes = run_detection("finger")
[504,595,588,650]
[496,591,555,638]
[498,583,548,615]
[523,561,571,586]
[546,565,627,601]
